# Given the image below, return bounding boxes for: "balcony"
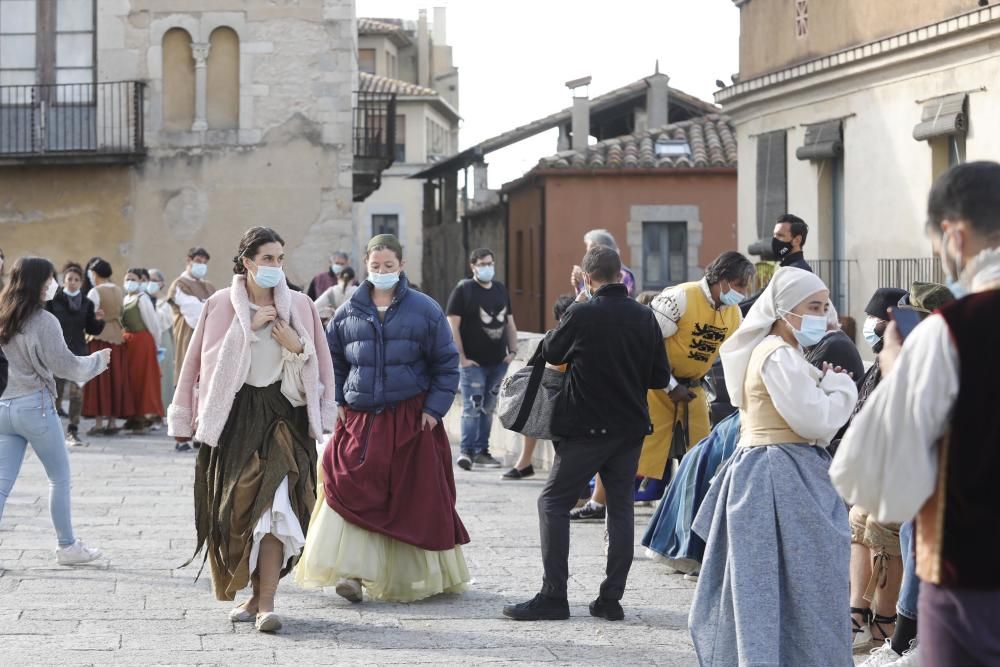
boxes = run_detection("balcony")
[352,88,397,202]
[877,257,944,289]
[0,81,146,166]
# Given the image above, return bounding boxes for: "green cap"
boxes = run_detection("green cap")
[899,281,955,314]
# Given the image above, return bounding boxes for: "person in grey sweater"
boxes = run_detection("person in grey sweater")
[0,256,111,565]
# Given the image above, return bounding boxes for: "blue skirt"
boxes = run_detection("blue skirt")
[641,411,741,568]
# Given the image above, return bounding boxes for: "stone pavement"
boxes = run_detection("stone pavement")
[0,427,700,666]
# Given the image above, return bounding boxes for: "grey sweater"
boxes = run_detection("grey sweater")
[0,310,108,401]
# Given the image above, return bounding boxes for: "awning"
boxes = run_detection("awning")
[913,93,967,141]
[795,120,843,161]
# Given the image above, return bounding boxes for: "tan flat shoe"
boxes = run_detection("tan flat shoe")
[229,605,255,623]
[255,612,282,633]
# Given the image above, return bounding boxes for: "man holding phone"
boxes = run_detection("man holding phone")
[832,161,1000,666]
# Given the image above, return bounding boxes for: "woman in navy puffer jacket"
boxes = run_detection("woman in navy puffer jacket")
[297,234,470,603]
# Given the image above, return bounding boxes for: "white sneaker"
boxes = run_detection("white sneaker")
[891,641,920,666]
[860,640,900,667]
[683,571,700,581]
[334,577,363,603]
[56,539,103,566]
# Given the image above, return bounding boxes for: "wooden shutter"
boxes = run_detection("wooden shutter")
[913,93,967,142]
[756,130,787,239]
[796,119,842,161]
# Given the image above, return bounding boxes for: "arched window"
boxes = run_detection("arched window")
[206,27,239,130]
[162,28,195,130]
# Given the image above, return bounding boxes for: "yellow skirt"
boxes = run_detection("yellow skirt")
[294,498,470,603]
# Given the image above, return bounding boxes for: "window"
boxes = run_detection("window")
[931,134,966,180]
[388,52,397,79]
[756,130,787,241]
[654,138,691,157]
[0,1,95,86]
[393,114,405,162]
[642,222,687,290]
[206,27,239,130]
[0,0,96,151]
[358,48,376,75]
[795,0,808,39]
[372,213,399,238]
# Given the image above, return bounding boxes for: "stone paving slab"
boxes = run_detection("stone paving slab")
[0,426,709,665]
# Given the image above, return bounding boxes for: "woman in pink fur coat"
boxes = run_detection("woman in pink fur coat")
[168,227,336,633]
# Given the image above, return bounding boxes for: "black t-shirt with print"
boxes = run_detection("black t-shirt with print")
[446,279,511,367]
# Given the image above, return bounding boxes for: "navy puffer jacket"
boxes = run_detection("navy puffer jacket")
[328,275,459,420]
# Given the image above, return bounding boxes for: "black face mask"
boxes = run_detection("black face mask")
[772,237,794,259]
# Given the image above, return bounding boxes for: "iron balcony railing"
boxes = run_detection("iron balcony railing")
[0,81,145,160]
[353,90,397,165]
[877,257,944,290]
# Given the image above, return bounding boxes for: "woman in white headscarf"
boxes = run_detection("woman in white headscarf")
[688,267,858,667]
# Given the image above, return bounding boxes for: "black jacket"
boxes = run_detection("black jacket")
[46,290,105,356]
[542,284,671,440]
[780,251,812,272]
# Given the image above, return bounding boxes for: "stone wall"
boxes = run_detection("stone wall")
[0,0,356,289]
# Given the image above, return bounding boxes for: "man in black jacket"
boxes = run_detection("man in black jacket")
[503,246,671,622]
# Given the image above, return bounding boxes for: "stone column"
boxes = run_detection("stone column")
[191,42,211,132]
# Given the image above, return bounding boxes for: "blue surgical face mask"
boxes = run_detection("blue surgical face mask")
[64,288,81,298]
[781,310,828,348]
[250,262,284,289]
[145,282,161,296]
[369,271,400,291]
[190,262,208,279]
[862,317,882,349]
[475,265,495,283]
[332,262,344,275]
[720,282,745,306]
[124,280,140,294]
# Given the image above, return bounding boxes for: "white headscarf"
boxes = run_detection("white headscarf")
[721,267,829,408]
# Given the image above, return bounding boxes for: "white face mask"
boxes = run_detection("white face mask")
[44,278,59,302]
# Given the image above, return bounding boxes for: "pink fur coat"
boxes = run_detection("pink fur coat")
[167,276,336,446]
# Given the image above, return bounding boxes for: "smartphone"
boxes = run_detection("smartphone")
[891,308,922,339]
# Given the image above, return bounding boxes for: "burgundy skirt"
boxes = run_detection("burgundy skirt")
[82,340,134,419]
[122,330,164,417]
[322,394,470,551]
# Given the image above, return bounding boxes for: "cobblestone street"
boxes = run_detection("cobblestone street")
[0,431,700,666]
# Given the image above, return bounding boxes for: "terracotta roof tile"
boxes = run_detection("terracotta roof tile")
[538,114,737,171]
[359,72,438,97]
[358,18,403,34]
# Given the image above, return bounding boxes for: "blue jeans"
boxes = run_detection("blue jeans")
[897,520,919,619]
[459,363,508,457]
[0,391,76,547]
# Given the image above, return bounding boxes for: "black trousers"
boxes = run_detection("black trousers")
[538,434,643,601]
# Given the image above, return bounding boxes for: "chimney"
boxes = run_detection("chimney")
[566,76,591,152]
[432,7,447,44]
[417,10,430,88]
[473,161,489,202]
[646,64,670,130]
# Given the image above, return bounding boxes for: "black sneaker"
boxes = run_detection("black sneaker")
[456,454,473,471]
[501,465,535,480]
[473,452,503,468]
[569,501,606,521]
[502,594,570,621]
[175,441,192,452]
[589,596,624,621]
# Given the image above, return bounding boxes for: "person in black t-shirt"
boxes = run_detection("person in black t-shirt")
[446,248,518,471]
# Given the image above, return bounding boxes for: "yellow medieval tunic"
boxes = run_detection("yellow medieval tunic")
[637,281,741,479]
